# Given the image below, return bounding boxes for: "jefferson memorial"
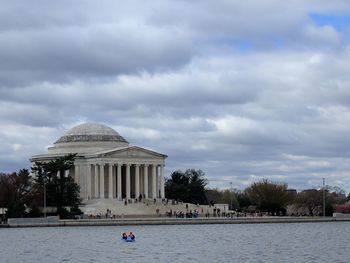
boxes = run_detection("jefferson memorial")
[30,123,167,202]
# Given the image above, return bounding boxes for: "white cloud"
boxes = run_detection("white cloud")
[303,25,341,45]
[1,0,350,192]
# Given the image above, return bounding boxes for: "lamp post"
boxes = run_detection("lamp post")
[42,171,47,218]
[43,179,46,218]
[323,178,325,217]
[230,182,233,210]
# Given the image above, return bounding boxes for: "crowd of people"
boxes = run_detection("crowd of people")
[165,209,200,218]
[164,206,243,218]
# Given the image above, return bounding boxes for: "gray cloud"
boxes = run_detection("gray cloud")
[1,0,350,192]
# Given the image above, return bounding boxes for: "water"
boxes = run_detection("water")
[0,222,349,262]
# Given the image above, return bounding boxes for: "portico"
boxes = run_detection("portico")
[78,158,165,200]
[31,123,167,202]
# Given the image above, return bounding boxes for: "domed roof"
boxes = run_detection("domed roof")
[55,123,128,144]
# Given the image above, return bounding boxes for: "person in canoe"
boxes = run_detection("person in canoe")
[122,232,135,241]
[129,232,135,240]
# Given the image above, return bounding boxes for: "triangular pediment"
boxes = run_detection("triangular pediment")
[87,146,167,159]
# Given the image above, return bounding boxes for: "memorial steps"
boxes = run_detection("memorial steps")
[79,199,214,217]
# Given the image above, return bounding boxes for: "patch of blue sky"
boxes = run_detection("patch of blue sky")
[217,37,255,53]
[195,38,256,56]
[231,39,254,52]
[270,37,286,48]
[309,13,350,31]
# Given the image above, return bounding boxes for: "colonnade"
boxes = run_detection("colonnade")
[75,162,165,201]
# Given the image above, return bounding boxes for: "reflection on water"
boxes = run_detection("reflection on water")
[1,222,350,262]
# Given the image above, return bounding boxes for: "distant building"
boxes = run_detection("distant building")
[30,123,167,201]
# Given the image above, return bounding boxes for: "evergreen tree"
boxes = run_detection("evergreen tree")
[32,154,81,217]
[165,169,208,204]
[187,169,207,204]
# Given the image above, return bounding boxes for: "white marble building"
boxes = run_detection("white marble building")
[30,123,167,202]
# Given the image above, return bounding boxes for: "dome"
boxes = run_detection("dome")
[55,123,128,144]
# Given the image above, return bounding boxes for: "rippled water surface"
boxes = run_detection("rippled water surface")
[1,222,350,262]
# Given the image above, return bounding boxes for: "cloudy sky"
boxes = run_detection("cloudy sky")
[1,0,350,192]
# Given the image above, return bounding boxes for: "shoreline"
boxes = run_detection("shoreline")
[2,216,350,228]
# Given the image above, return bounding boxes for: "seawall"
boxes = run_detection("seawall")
[3,216,350,228]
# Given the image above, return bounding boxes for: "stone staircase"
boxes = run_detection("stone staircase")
[80,199,215,217]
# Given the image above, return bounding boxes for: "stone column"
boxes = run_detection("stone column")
[152,164,157,199]
[87,164,92,200]
[117,164,122,200]
[135,164,140,200]
[108,163,113,199]
[126,164,131,200]
[100,163,105,199]
[94,164,99,198]
[140,169,144,194]
[74,165,79,184]
[143,164,149,199]
[160,165,165,199]
[113,165,117,198]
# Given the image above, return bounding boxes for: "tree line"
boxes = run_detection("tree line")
[165,170,350,216]
[1,162,350,220]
